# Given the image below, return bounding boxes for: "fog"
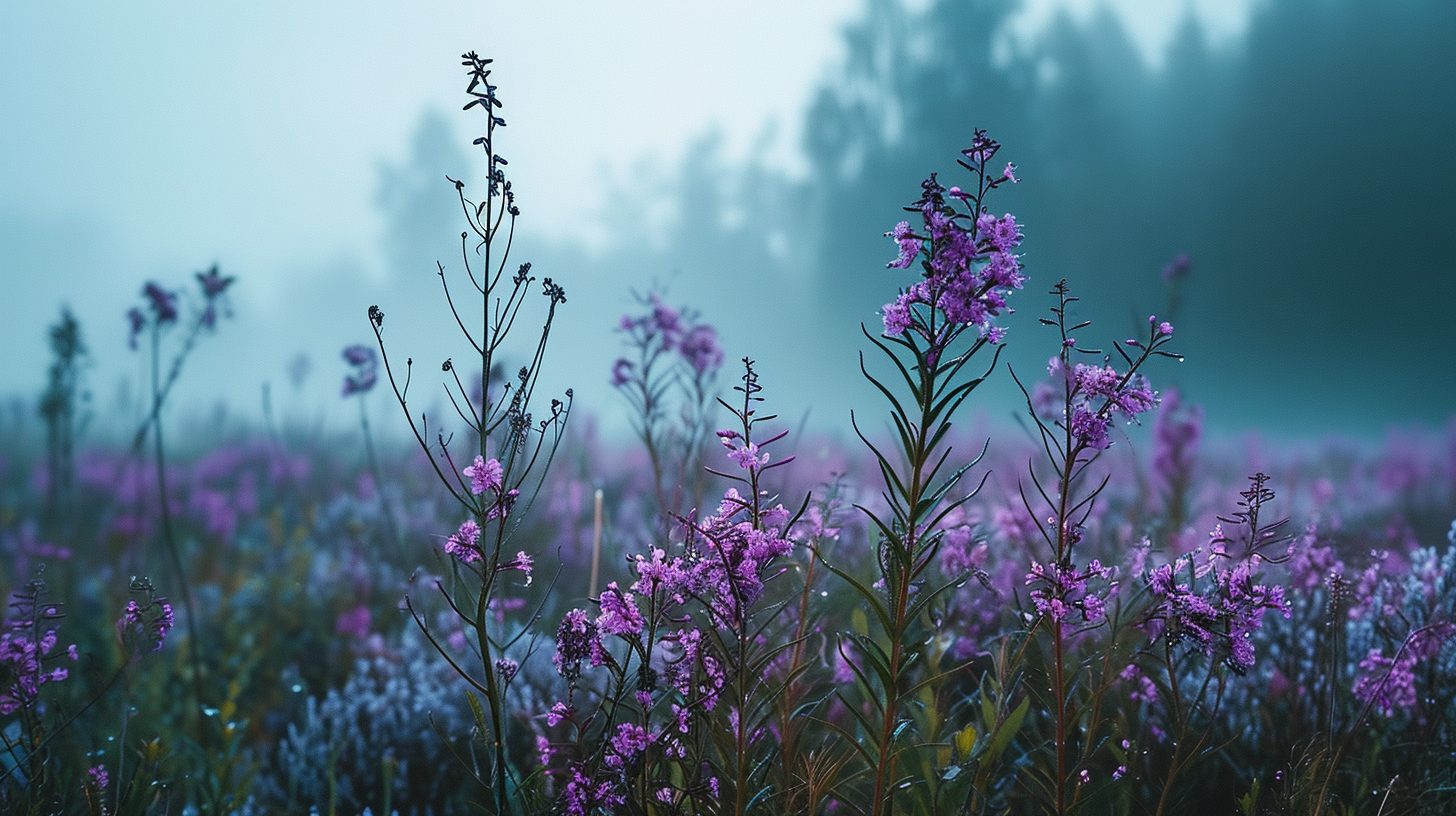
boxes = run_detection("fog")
[2,0,1451,449]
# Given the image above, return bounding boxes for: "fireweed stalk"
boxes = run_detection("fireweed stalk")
[371,53,570,816]
[341,343,404,551]
[611,292,725,530]
[0,577,170,812]
[38,307,88,518]
[1008,281,1177,815]
[1135,475,1292,816]
[538,359,805,814]
[827,130,1022,816]
[123,267,235,729]
[0,575,79,800]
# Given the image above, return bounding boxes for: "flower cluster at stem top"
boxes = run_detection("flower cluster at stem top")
[881,130,1026,347]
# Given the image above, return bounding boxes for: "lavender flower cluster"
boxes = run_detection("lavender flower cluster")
[881,131,1026,348]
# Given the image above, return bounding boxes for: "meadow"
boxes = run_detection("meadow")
[2,53,1454,816]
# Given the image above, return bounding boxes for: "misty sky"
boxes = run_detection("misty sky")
[14,0,1437,449]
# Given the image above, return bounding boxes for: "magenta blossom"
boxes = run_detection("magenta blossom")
[463,455,504,496]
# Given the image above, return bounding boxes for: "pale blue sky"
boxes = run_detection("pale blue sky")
[0,1,1257,438]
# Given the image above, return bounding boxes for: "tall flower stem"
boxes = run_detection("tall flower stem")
[148,323,205,726]
[374,53,570,816]
[357,396,403,551]
[1011,280,1179,815]
[834,131,1023,816]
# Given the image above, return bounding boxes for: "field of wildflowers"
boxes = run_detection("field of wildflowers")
[2,53,1454,816]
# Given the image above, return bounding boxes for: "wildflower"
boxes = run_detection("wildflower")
[444,519,482,563]
[885,221,919,269]
[126,307,146,349]
[87,765,108,792]
[495,550,533,585]
[610,357,634,386]
[1285,524,1344,592]
[679,324,724,375]
[554,609,599,677]
[1121,664,1158,704]
[115,594,173,657]
[1070,406,1111,450]
[727,441,769,472]
[495,658,519,683]
[1152,389,1203,496]
[598,582,644,636]
[1353,623,1454,717]
[196,265,235,327]
[882,294,913,336]
[1143,550,1288,673]
[141,282,178,323]
[649,294,683,347]
[341,344,379,396]
[463,455,504,496]
[486,488,520,521]
[545,700,571,727]
[1160,253,1191,283]
[880,136,1025,346]
[196,265,234,298]
[1026,559,1113,622]
[607,722,652,768]
[335,604,372,638]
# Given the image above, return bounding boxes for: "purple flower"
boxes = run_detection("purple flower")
[195,266,235,327]
[445,519,482,563]
[196,265,234,298]
[1026,559,1113,623]
[879,144,1025,345]
[1070,407,1111,450]
[678,324,724,375]
[649,294,683,348]
[986,214,1023,252]
[1152,388,1203,495]
[499,550,533,583]
[1073,364,1122,399]
[342,344,375,366]
[1121,664,1158,704]
[726,441,769,472]
[115,594,173,657]
[487,488,520,521]
[87,764,109,792]
[609,722,652,763]
[1285,525,1344,592]
[142,282,178,324]
[1143,550,1288,673]
[597,582,644,636]
[341,344,379,396]
[544,700,572,727]
[610,357,634,387]
[335,604,372,638]
[1354,624,1454,717]
[1160,253,1191,283]
[495,658,519,683]
[463,455,504,496]
[885,221,920,269]
[881,293,914,336]
[554,609,598,677]
[126,307,146,350]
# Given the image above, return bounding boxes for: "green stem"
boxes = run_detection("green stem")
[359,397,404,552]
[149,324,206,730]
